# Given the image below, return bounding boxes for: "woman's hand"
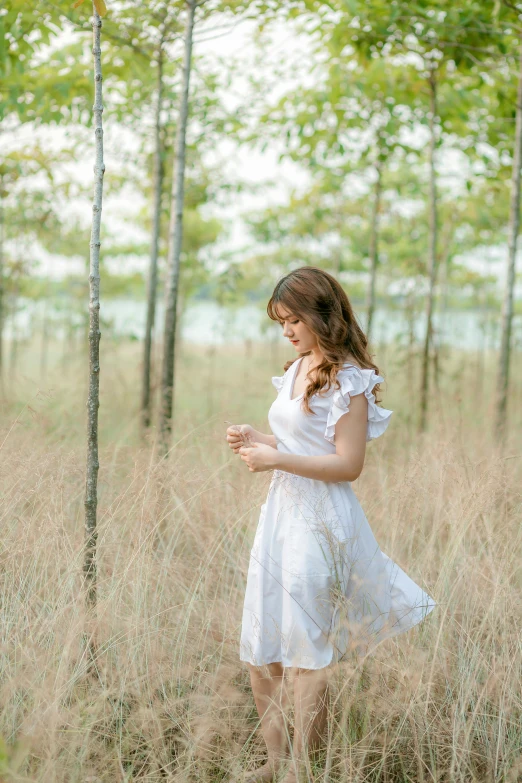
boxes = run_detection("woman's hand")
[238,443,279,473]
[225,424,255,454]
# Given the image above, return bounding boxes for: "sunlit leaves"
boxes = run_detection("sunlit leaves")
[93,0,107,19]
[72,0,108,15]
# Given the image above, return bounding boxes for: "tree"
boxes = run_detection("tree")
[495,3,522,443]
[252,54,416,335]
[91,0,183,432]
[142,29,166,430]
[156,0,292,453]
[0,1,92,378]
[75,0,108,646]
[312,0,503,430]
[158,0,196,455]
[0,145,76,385]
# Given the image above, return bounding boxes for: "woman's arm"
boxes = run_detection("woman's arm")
[238,394,368,483]
[252,429,277,448]
[278,394,368,482]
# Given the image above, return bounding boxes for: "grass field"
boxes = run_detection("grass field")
[0,336,521,782]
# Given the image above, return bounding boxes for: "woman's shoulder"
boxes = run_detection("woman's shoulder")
[271,360,293,393]
[336,361,383,390]
[272,356,303,393]
[336,359,364,380]
[326,361,392,443]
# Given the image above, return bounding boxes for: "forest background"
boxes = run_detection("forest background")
[1,1,522,781]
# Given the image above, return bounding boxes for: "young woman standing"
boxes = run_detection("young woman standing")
[226,267,437,783]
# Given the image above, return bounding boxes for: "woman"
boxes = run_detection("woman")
[226,267,437,783]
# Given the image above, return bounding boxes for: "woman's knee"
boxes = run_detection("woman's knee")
[248,661,284,679]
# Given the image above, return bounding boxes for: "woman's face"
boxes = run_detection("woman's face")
[276,306,318,353]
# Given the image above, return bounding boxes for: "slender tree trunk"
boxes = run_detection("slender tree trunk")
[476,294,487,408]
[40,301,49,381]
[141,43,165,431]
[206,343,215,419]
[158,0,196,455]
[495,35,522,443]
[9,296,18,380]
[84,6,105,618]
[441,236,451,315]
[406,290,416,424]
[419,71,439,433]
[366,161,382,338]
[64,312,75,365]
[432,222,453,391]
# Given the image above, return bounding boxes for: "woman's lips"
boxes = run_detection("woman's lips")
[290,339,299,344]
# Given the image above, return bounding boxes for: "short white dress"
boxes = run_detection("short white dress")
[239,358,437,669]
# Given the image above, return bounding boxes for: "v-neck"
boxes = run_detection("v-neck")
[289,356,307,402]
[288,358,363,402]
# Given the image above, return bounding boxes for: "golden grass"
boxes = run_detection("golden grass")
[0,336,521,781]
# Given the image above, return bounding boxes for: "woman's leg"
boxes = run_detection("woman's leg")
[282,667,330,783]
[242,661,291,782]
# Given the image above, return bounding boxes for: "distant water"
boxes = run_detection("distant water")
[4,297,519,351]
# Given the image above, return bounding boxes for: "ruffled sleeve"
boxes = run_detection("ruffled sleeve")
[324,366,393,444]
[271,373,285,394]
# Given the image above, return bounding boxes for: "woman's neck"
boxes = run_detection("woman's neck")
[307,348,324,370]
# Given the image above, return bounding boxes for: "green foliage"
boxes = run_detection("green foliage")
[0,1,95,125]
[1,0,521,314]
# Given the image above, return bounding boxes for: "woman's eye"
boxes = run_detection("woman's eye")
[291,320,299,325]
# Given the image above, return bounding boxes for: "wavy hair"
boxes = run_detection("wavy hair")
[267,266,382,415]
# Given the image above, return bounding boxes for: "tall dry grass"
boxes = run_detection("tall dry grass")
[0,336,521,782]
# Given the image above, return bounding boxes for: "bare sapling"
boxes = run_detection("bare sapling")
[158,0,196,456]
[81,0,107,668]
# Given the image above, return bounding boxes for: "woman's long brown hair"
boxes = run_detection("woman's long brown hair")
[267,266,382,414]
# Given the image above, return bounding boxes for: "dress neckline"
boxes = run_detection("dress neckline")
[288,358,362,402]
[289,356,306,402]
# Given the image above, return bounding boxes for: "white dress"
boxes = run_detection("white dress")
[239,358,437,670]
